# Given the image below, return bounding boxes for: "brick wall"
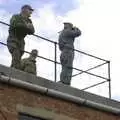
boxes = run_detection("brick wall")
[0,83,120,120]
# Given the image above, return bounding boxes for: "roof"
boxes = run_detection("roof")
[0,64,120,115]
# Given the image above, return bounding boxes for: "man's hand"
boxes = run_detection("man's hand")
[72,27,79,30]
[26,22,35,34]
[26,23,33,28]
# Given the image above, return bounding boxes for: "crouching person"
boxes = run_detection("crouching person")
[21,49,38,75]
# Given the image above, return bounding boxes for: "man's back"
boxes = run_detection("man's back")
[21,57,36,75]
[59,27,81,51]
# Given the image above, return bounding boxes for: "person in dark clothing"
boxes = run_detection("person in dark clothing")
[58,22,81,85]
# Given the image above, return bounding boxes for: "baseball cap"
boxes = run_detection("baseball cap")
[21,5,34,11]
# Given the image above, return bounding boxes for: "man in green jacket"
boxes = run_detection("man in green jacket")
[20,49,38,75]
[7,5,35,69]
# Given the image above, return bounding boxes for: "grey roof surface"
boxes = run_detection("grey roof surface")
[0,64,120,109]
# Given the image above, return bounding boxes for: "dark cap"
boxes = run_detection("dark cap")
[31,49,38,56]
[21,5,34,11]
[63,22,73,27]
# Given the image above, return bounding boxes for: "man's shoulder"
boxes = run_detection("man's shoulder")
[12,14,21,17]
[59,29,69,36]
[11,14,22,20]
[59,30,64,36]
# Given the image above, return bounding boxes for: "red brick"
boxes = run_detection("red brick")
[0,83,120,120]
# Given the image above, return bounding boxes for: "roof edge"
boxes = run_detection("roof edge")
[0,74,120,115]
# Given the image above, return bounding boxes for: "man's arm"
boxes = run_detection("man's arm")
[26,19,35,34]
[64,27,81,37]
[10,15,35,35]
[10,15,27,30]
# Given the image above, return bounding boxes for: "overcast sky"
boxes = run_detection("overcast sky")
[0,0,120,101]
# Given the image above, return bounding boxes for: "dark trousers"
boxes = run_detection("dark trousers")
[60,49,74,85]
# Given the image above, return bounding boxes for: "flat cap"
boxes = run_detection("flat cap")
[63,22,73,27]
[21,5,34,11]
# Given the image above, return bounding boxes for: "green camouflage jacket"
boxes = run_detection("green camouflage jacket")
[8,14,35,40]
[21,57,36,75]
